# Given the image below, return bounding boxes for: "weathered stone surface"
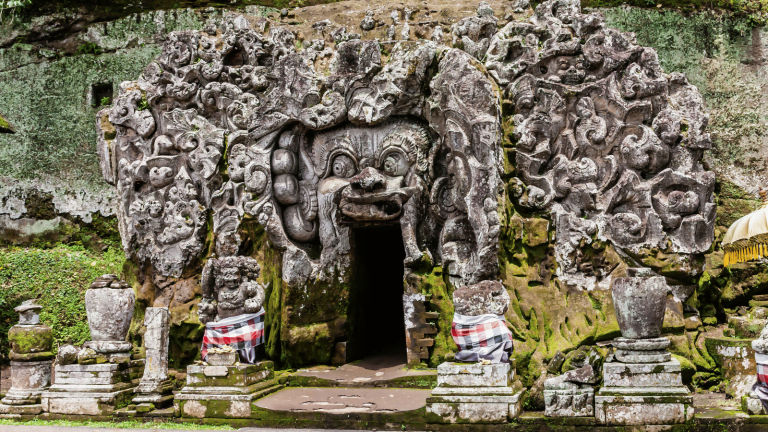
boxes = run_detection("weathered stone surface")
[453,281,510,316]
[42,359,144,415]
[544,386,594,417]
[1,361,52,406]
[56,345,78,365]
[1,300,53,410]
[488,0,715,291]
[436,362,512,388]
[614,349,672,364]
[428,362,522,423]
[133,307,172,407]
[595,387,693,425]
[612,274,668,339]
[85,275,135,345]
[604,361,682,387]
[613,337,670,351]
[176,361,280,418]
[752,322,768,353]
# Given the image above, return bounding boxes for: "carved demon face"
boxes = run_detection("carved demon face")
[337,130,426,222]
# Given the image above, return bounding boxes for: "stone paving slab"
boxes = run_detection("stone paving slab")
[296,354,434,387]
[255,387,430,414]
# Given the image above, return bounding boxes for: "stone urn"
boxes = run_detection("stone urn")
[611,268,668,339]
[85,274,135,344]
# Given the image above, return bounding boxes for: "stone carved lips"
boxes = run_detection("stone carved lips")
[338,167,419,222]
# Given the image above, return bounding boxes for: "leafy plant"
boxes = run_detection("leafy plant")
[100,96,111,106]
[0,0,32,20]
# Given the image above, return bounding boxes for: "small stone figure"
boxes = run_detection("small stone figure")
[0,300,53,415]
[199,256,266,324]
[360,10,375,31]
[199,256,267,364]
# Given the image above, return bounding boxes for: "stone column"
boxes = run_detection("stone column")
[133,307,173,410]
[0,300,53,416]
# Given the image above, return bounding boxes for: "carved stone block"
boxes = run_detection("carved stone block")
[427,362,522,424]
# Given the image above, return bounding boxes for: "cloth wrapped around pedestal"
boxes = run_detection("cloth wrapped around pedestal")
[752,352,768,410]
[452,313,513,363]
[201,309,265,364]
[450,280,514,364]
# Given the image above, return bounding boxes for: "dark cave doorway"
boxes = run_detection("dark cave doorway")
[347,224,408,363]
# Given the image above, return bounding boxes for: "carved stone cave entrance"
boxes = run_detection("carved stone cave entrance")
[345,224,407,363]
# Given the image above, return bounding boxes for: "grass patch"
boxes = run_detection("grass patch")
[0,418,234,429]
[0,244,126,362]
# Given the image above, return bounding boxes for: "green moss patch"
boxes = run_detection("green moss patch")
[0,244,125,362]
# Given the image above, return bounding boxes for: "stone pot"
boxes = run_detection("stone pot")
[85,287,135,341]
[611,270,668,339]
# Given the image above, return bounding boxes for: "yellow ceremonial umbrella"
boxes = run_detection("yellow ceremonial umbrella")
[723,190,768,266]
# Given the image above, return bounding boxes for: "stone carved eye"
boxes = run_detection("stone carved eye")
[332,155,356,178]
[383,154,407,176]
[380,148,409,177]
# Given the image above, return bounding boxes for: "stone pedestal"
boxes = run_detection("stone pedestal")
[426,362,523,424]
[0,300,54,417]
[133,307,173,410]
[41,359,144,416]
[175,361,281,418]
[596,356,693,425]
[0,361,52,416]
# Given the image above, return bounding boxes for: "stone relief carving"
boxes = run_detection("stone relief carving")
[105,13,503,289]
[199,256,266,324]
[99,0,715,362]
[484,0,715,290]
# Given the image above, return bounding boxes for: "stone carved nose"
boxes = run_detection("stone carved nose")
[350,167,386,192]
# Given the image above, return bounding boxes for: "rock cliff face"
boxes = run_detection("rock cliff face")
[0,0,766,394]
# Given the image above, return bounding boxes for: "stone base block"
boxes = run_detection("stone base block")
[595,387,693,425]
[436,362,514,387]
[175,381,283,419]
[41,387,136,415]
[426,389,523,424]
[603,361,683,387]
[614,349,671,363]
[0,403,43,415]
[1,360,52,405]
[544,387,594,417]
[743,395,767,415]
[183,361,274,392]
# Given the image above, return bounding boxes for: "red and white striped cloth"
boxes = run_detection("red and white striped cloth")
[451,313,513,363]
[201,309,265,364]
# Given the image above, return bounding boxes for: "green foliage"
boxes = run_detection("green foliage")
[0,244,125,363]
[76,42,102,55]
[136,94,149,110]
[100,96,111,106]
